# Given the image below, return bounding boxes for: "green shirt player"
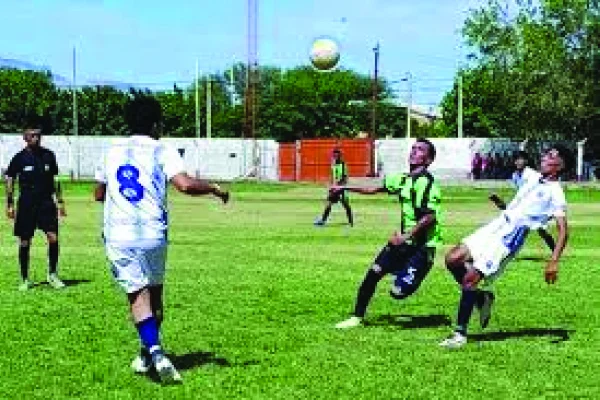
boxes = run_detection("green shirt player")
[314,149,354,227]
[335,139,442,329]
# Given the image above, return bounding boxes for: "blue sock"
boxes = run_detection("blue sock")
[456,289,477,335]
[136,317,161,354]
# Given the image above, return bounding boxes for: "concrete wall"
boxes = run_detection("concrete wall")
[375,138,522,179]
[0,135,279,181]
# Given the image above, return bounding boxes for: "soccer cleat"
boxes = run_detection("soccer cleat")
[439,331,467,349]
[154,354,182,384]
[314,218,325,227]
[478,291,495,329]
[47,273,66,289]
[335,316,363,329]
[131,351,152,374]
[18,279,33,291]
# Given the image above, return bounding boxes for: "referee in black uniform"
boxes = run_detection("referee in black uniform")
[5,128,67,290]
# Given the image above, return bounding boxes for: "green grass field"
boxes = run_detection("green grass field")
[1,181,599,399]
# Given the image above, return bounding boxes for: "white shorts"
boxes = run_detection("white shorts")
[105,243,167,293]
[462,216,529,281]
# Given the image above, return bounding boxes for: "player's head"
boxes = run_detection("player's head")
[332,148,342,161]
[124,92,163,138]
[409,138,436,170]
[514,151,529,171]
[540,144,573,179]
[22,128,41,148]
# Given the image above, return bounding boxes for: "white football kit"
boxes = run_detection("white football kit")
[463,167,566,281]
[95,135,185,293]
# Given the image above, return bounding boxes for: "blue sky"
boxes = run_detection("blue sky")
[0,0,483,106]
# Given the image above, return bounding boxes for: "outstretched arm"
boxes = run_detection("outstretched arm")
[544,216,569,284]
[171,173,229,203]
[332,185,386,195]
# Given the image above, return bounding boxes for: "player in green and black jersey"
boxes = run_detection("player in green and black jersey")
[334,139,442,328]
[315,149,353,227]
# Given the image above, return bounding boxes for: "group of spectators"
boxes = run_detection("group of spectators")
[471,151,524,180]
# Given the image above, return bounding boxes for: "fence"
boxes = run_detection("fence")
[0,135,279,181]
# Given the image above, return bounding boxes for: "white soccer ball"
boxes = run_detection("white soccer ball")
[309,37,340,71]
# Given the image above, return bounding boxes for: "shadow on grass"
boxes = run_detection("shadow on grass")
[470,328,573,344]
[146,351,259,383]
[366,314,452,329]
[37,279,92,288]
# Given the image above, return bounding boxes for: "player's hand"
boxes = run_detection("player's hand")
[388,232,407,246]
[462,269,482,290]
[544,260,559,284]
[329,185,344,193]
[6,206,15,219]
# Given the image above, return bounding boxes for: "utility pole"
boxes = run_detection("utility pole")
[402,72,412,139]
[371,42,380,138]
[195,59,200,139]
[458,71,463,138]
[206,77,212,139]
[72,46,79,179]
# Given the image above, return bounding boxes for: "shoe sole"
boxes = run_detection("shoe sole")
[157,365,182,384]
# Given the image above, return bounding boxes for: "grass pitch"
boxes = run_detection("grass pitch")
[0,181,599,399]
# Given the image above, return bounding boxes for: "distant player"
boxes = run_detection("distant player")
[314,148,353,227]
[94,94,229,384]
[4,128,67,291]
[335,139,442,329]
[440,145,571,349]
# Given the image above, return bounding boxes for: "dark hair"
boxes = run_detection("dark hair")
[514,150,529,162]
[416,138,436,161]
[547,144,574,172]
[124,92,162,135]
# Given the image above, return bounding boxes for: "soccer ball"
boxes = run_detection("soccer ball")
[310,37,340,71]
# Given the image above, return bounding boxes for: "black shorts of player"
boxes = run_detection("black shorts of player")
[14,196,58,239]
[373,243,435,299]
[327,189,349,203]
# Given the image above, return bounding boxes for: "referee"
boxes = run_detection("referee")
[5,128,67,290]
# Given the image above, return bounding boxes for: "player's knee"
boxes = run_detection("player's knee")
[47,233,58,244]
[19,239,30,248]
[445,249,463,269]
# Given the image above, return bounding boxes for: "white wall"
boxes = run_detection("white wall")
[375,138,522,179]
[0,135,279,181]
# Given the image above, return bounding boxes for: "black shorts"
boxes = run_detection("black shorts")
[373,243,435,298]
[14,197,58,239]
[327,189,349,203]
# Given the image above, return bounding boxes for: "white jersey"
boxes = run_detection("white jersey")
[511,166,538,189]
[95,135,185,246]
[503,167,567,232]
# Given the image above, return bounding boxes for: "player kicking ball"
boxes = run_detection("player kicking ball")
[440,145,571,349]
[95,94,229,384]
[335,139,442,329]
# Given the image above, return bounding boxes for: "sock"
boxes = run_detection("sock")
[48,242,59,275]
[354,269,384,318]
[136,316,161,355]
[19,245,31,281]
[456,289,478,335]
[321,205,332,222]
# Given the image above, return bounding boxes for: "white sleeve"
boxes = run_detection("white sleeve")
[161,145,186,180]
[549,186,567,218]
[94,154,107,183]
[522,167,541,184]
